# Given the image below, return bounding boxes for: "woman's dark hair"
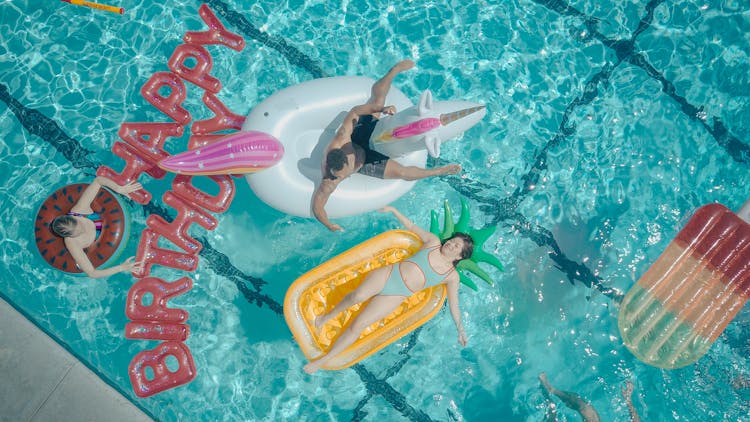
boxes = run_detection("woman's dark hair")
[324,148,348,180]
[51,215,77,237]
[445,232,474,267]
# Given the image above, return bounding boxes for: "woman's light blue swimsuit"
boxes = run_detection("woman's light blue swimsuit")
[379,247,453,296]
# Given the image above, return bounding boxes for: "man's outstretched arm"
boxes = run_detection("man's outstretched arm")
[312,179,342,232]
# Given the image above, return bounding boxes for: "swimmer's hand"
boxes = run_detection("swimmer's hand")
[381,105,397,116]
[327,223,344,232]
[378,206,395,214]
[114,181,143,197]
[120,256,143,274]
[458,330,468,347]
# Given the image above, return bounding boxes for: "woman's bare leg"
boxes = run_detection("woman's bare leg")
[304,295,405,374]
[368,59,416,110]
[383,160,462,181]
[538,373,601,422]
[621,380,641,422]
[314,266,392,330]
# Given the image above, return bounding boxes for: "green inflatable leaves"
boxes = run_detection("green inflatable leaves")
[429,198,504,290]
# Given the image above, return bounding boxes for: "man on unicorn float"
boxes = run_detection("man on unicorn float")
[312,60,463,232]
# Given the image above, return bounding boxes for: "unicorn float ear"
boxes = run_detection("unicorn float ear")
[418,90,433,116]
[425,135,440,158]
[370,90,486,159]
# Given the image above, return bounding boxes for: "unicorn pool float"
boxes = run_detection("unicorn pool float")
[241,76,486,218]
[159,75,486,217]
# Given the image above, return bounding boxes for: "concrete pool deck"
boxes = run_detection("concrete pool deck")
[0,298,153,422]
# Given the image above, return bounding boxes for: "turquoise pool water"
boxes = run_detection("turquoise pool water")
[2,0,749,420]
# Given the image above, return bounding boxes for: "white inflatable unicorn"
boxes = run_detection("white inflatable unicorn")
[243,76,488,218]
[370,90,486,158]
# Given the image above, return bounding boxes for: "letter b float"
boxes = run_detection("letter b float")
[129,341,197,398]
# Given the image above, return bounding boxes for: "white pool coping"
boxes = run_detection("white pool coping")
[0,297,154,422]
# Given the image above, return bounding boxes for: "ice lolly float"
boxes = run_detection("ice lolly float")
[618,201,750,368]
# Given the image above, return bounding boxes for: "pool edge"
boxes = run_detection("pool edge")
[0,293,157,422]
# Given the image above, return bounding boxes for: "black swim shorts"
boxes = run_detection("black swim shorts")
[351,115,389,179]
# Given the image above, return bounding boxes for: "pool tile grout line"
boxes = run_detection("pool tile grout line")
[350,328,431,421]
[201,0,328,79]
[196,235,282,315]
[0,83,97,172]
[533,0,749,164]
[352,363,434,422]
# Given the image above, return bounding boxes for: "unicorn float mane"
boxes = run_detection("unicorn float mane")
[370,90,486,158]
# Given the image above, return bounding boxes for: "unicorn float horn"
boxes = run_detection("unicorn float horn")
[370,90,486,158]
[440,106,486,125]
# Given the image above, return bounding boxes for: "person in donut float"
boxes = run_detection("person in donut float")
[303,205,472,374]
[312,60,462,232]
[50,176,143,278]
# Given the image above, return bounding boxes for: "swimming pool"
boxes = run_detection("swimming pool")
[2,0,749,419]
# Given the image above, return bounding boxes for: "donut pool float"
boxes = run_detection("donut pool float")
[34,183,129,273]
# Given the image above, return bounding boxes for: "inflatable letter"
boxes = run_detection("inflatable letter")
[168,43,221,93]
[140,72,191,126]
[129,341,197,398]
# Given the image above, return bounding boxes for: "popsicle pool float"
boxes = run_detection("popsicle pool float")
[618,200,750,368]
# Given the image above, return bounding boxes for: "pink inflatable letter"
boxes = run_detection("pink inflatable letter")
[140,72,191,126]
[184,4,245,51]
[129,341,197,398]
[168,43,221,93]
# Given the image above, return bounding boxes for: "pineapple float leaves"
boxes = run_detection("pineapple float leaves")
[429,198,503,290]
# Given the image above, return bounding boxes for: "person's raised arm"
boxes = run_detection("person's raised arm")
[312,180,343,232]
[70,178,104,214]
[96,176,142,196]
[329,104,395,150]
[350,103,396,118]
[379,206,438,245]
[70,176,142,215]
[330,109,360,148]
[321,108,358,177]
[446,275,467,346]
